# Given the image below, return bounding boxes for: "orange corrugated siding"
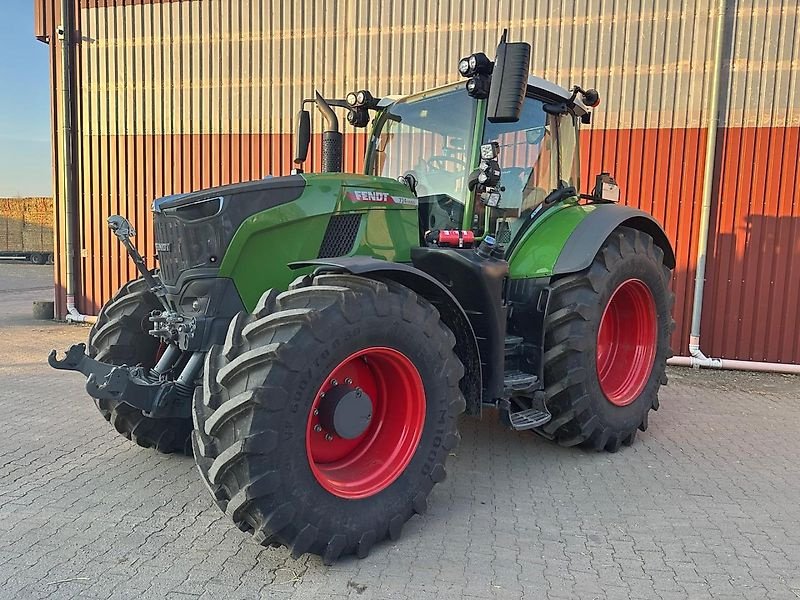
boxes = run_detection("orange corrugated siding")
[37,0,800,363]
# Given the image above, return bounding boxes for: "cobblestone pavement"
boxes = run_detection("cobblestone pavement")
[1,263,799,599]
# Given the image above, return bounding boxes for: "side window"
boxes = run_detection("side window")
[483,97,557,216]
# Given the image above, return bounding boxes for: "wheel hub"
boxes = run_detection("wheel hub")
[318,384,373,440]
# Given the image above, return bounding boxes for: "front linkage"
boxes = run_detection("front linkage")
[49,215,203,419]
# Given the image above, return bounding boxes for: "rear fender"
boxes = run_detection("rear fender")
[553,204,675,275]
[507,202,674,279]
[290,257,483,416]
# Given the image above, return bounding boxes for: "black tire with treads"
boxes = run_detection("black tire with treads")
[536,226,675,452]
[87,276,193,454]
[192,273,465,564]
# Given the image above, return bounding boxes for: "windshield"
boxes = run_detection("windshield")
[368,86,477,207]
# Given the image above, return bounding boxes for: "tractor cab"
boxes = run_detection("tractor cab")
[365,76,588,248]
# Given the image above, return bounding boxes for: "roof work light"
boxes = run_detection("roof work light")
[459,52,494,100]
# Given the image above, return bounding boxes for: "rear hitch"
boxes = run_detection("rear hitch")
[49,343,202,419]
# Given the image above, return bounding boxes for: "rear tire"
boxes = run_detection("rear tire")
[88,277,193,454]
[537,226,674,451]
[30,253,46,265]
[192,274,464,564]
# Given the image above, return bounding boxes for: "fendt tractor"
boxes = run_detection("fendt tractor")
[51,33,675,564]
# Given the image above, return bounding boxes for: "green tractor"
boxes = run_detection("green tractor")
[50,34,674,564]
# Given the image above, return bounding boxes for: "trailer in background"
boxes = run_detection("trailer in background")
[0,197,54,264]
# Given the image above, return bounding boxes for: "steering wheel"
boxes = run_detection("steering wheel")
[425,155,466,173]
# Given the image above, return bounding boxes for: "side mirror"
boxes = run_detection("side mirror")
[294,110,311,165]
[487,33,531,123]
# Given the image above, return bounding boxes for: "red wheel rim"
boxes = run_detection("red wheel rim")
[306,347,426,499]
[596,279,657,407]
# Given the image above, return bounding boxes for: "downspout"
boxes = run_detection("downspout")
[58,0,96,324]
[665,0,799,375]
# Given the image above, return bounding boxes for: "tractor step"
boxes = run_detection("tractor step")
[508,406,551,430]
[504,335,525,358]
[503,369,539,394]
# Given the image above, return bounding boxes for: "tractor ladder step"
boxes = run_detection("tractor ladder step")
[503,369,539,394]
[508,406,551,431]
[502,370,551,431]
[504,335,525,358]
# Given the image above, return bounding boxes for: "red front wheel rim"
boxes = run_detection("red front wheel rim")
[596,279,658,407]
[306,347,426,499]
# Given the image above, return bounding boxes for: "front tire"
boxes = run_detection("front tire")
[537,226,674,451]
[192,274,464,564]
[88,277,193,454]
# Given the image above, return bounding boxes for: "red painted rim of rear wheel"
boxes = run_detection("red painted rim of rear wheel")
[596,279,657,407]
[306,347,426,499]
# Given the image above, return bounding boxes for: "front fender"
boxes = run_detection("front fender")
[289,257,483,416]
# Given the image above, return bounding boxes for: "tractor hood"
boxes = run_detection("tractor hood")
[151,173,415,291]
[151,175,307,214]
[152,175,307,287]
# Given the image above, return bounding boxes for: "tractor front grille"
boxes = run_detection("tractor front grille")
[153,209,227,286]
[317,213,362,258]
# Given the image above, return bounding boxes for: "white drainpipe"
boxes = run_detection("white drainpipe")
[665,0,797,376]
[668,355,800,375]
[59,0,96,325]
[65,296,97,324]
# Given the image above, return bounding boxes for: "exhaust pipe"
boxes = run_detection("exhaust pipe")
[314,91,342,173]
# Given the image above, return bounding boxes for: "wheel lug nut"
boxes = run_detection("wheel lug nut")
[325,434,333,441]
[313,408,319,415]
[330,379,338,386]
[314,424,322,432]
[344,378,353,385]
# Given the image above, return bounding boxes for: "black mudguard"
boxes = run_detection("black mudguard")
[553,205,675,275]
[289,257,484,415]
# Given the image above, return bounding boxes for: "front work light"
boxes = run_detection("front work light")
[478,159,501,187]
[480,142,500,160]
[466,75,491,99]
[345,90,377,108]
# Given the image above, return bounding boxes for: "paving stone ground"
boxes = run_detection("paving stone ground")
[1,262,799,600]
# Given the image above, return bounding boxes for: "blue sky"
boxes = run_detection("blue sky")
[0,0,53,197]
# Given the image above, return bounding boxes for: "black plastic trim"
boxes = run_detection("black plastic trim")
[505,277,551,385]
[410,248,508,404]
[164,276,245,352]
[553,205,676,274]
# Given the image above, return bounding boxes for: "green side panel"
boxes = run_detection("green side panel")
[507,200,597,279]
[218,173,419,311]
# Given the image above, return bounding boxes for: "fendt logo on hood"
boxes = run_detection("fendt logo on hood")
[346,190,418,206]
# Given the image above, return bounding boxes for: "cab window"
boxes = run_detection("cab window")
[482,97,558,218]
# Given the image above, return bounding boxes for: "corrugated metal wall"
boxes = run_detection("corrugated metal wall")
[38,0,800,363]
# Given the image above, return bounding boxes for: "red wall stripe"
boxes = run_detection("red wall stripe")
[69,126,800,364]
